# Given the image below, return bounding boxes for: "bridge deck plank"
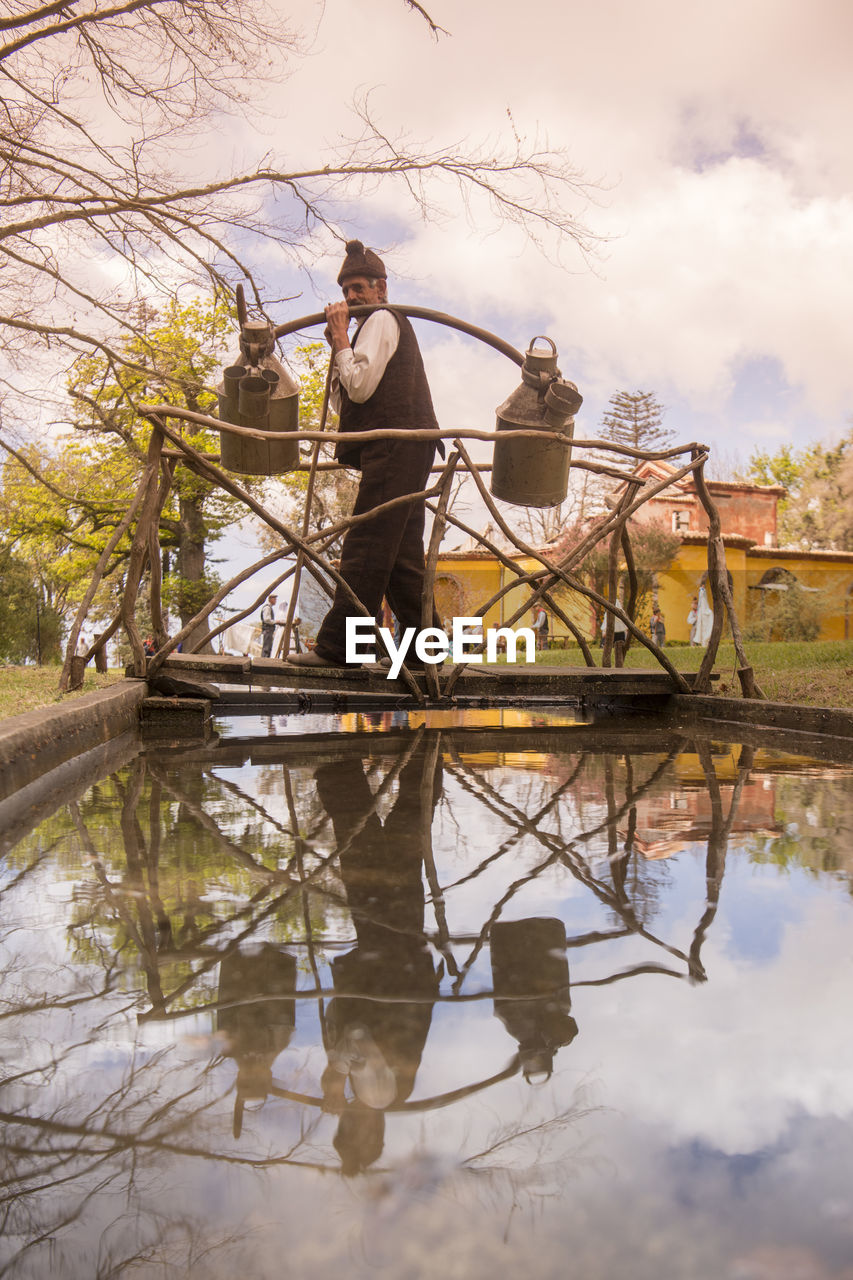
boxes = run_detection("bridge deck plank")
[151,652,704,703]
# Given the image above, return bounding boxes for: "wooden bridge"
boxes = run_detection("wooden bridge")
[146,651,711,717]
[64,296,759,708]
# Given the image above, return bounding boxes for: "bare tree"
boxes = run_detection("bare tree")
[493,462,609,551]
[0,0,600,442]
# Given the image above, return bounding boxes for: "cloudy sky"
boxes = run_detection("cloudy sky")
[242,0,853,474]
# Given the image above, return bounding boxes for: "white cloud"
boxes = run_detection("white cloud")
[11,0,853,462]
[255,0,853,454]
[581,895,853,1155]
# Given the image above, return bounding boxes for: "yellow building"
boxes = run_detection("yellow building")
[434,549,594,641]
[661,534,853,643]
[436,524,853,646]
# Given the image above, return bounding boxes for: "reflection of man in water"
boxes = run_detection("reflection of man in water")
[314,742,441,1176]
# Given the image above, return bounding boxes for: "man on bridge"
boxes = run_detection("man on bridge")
[289,239,441,669]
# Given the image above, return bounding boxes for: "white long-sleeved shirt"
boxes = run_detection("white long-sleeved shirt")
[330,308,400,411]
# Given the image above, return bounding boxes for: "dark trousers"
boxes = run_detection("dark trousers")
[316,437,438,662]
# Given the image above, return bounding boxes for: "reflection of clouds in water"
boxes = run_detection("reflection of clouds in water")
[581,896,853,1156]
[716,856,812,964]
[3,728,853,1278]
[508,1105,853,1280]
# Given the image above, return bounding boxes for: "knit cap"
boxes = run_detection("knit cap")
[337,239,387,285]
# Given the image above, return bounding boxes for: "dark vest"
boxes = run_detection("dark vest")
[336,308,439,468]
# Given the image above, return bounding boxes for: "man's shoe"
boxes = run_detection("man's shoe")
[286,650,348,669]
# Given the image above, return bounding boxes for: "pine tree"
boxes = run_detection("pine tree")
[600,391,672,453]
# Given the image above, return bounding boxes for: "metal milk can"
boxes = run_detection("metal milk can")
[490,336,583,508]
[217,321,300,475]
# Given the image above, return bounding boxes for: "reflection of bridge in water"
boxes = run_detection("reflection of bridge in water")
[62,296,764,710]
[56,717,772,1168]
[3,710,852,1280]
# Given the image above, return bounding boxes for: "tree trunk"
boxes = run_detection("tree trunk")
[178,494,213,654]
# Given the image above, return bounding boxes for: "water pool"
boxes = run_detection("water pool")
[1,710,852,1279]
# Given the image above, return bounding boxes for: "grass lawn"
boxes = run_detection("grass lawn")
[536,638,853,709]
[1,641,851,723]
[0,665,124,723]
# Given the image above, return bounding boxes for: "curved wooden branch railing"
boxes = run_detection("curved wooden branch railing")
[60,301,757,701]
[272,303,525,368]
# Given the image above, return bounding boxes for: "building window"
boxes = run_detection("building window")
[672,510,690,533]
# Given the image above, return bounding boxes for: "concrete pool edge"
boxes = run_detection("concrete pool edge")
[0,678,147,804]
[1,683,852,811]
[669,693,853,744]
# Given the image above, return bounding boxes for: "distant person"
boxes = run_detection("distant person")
[260,593,278,659]
[694,584,714,647]
[687,596,699,646]
[532,605,549,651]
[601,601,627,666]
[650,607,666,648]
[612,607,628,667]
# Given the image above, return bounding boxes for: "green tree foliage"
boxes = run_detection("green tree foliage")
[599,390,673,455]
[744,574,825,643]
[68,297,250,643]
[0,435,114,639]
[747,773,853,874]
[744,442,802,491]
[744,430,853,551]
[0,326,362,656]
[0,553,62,663]
[0,298,256,649]
[7,760,334,1001]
